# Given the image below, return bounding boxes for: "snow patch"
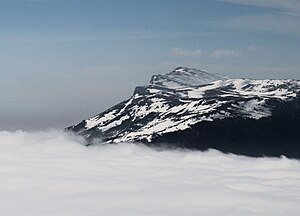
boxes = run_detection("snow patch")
[85,109,118,129]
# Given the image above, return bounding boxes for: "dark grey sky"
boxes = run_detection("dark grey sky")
[1,0,300,130]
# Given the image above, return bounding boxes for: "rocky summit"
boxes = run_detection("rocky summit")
[67,67,300,158]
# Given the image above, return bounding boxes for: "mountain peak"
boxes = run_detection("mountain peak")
[67,67,300,159]
[150,67,225,88]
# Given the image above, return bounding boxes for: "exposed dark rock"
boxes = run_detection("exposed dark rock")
[67,67,300,159]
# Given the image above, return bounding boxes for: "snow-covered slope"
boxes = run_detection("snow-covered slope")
[150,67,225,88]
[68,67,300,158]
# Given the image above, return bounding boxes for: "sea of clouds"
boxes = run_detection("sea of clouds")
[0,130,299,216]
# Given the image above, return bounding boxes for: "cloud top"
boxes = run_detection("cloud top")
[0,130,299,215]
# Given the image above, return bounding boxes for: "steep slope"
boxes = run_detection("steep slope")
[68,67,300,158]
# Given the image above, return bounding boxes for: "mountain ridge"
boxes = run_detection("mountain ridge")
[67,67,300,158]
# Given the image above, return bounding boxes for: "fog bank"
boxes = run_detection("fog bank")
[0,131,299,216]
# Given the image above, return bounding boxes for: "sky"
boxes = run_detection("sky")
[1,0,300,130]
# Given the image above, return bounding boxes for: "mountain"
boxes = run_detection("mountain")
[67,67,300,158]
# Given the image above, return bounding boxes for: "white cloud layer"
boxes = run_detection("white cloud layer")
[170,48,241,59]
[211,49,240,58]
[0,130,299,216]
[171,47,204,57]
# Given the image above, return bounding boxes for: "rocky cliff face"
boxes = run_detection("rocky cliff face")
[67,67,300,158]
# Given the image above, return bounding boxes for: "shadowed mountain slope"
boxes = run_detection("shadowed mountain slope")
[68,67,300,158]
